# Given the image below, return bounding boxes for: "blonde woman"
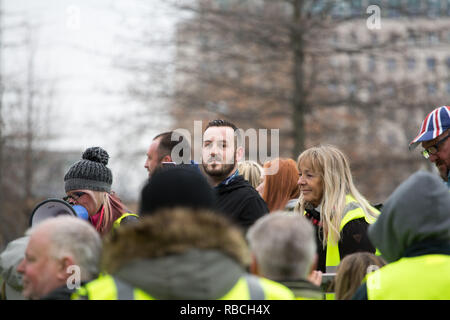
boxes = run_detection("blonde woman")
[237,160,263,189]
[295,145,379,273]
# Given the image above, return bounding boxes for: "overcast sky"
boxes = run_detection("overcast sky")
[3,0,179,199]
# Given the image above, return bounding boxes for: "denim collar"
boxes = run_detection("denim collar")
[216,169,239,188]
[447,171,450,189]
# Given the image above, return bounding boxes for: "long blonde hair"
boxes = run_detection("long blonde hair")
[295,145,379,247]
[238,160,263,189]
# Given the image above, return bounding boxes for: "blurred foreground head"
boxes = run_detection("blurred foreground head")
[101,208,250,299]
[17,216,101,299]
[139,166,216,215]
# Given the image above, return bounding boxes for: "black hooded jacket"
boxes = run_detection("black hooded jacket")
[215,175,269,231]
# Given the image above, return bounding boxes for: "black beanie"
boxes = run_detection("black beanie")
[139,166,216,215]
[64,147,113,192]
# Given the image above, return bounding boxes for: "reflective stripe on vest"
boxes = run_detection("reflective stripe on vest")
[73,273,293,300]
[325,195,378,273]
[243,274,265,300]
[113,213,139,229]
[366,254,450,300]
[113,277,134,300]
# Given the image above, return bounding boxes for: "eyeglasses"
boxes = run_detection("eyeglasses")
[421,134,450,159]
[63,191,86,202]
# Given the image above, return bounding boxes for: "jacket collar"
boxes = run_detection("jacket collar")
[215,169,239,188]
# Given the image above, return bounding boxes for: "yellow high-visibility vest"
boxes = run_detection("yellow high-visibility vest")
[71,273,295,300]
[366,254,450,300]
[325,195,379,273]
[113,213,139,229]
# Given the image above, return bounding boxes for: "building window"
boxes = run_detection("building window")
[426,57,437,71]
[387,58,397,72]
[351,0,362,17]
[328,79,338,93]
[407,30,417,46]
[427,0,441,17]
[407,0,421,16]
[446,57,450,69]
[348,81,357,97]
[350,58,359,72]
[331,1,351,19]
[385,83,396,98]
[368,55,376,73]
[446,81,450,94]
[427,83,437,95]
[371,33,378,45]
[330,32,339,46]
[407,57,416,70]
[387,0,400,18]
[428,31,439,45]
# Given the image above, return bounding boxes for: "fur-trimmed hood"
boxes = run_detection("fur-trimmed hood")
[101,208,251,299]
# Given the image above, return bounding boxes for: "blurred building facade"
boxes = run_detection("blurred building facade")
[171,0,448,203]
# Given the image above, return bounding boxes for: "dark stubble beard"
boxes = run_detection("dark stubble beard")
[202,155,237,183]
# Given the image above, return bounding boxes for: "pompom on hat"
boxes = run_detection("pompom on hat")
[409,106,450,150]
[64,147,113,192]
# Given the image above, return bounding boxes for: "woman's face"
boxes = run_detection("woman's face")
[297,160,324,207]
[65,190,102,216]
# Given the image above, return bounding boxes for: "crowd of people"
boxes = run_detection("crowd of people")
[0,105,449,300]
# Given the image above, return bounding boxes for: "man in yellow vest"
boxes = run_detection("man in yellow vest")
[72,208,294,300]
[247,212,323,300]
[72,167,293,300]
[353,171,450,299]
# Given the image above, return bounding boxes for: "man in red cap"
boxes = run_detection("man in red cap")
[409,106,450,188]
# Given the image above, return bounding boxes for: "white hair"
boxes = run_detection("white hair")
[26,216,102,280]
[247,211,316,280]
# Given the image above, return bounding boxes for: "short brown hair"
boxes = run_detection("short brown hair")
[204,119,243,149]
[153,131,190,162]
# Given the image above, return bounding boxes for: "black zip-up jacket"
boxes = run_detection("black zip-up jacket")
[215,175,269,231]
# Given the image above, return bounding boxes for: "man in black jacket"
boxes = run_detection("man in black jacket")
[201,120,269,231]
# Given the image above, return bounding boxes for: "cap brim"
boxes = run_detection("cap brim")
[408,141,420,151]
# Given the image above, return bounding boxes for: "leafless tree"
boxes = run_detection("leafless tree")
[0,8,58,249]
[116,0,449,203]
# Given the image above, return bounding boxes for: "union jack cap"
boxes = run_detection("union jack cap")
[409,106,450,150]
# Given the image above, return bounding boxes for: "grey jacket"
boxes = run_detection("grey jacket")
[0,236,29,300]
[97,209,257,300]
[115,249,248,300]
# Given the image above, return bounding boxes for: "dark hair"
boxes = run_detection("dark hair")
[139,166,216,216]
[153,131,191,162]
[205,119,238,132]
[204,120,242,149]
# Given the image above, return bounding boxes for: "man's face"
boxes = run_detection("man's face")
[144,138,163,178]
[422,132,450,181]
[202,126,239,181]
[17,230,66,299]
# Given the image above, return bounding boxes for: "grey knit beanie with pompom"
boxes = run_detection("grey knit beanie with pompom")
[64,147,112,192]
